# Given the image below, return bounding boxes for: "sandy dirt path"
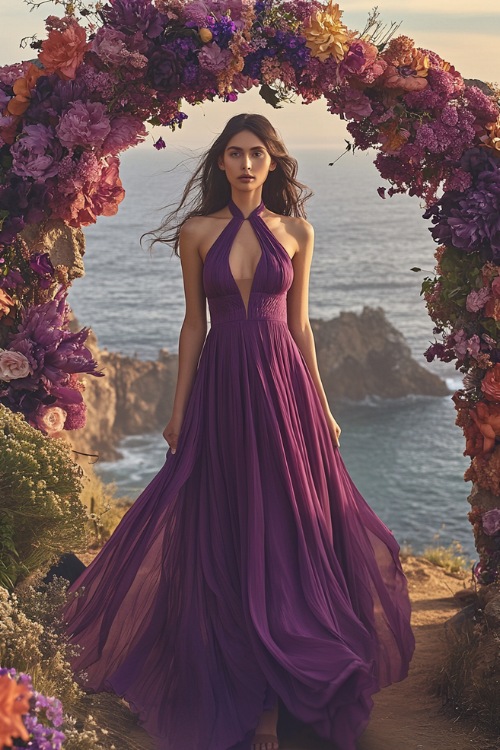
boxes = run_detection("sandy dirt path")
[84,555,498,750]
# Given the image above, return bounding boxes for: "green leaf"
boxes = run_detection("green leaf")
[259,84,283,109]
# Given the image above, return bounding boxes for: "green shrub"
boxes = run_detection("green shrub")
[0,404,89,588]
[0,577,110,749]
[79,468,133,547]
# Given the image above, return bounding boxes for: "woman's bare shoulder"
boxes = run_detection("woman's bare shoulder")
[280,215,314,247]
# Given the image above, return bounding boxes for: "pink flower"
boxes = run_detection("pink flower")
[198,43,232,73]
[466,287,491,313]
[63,401,87,430]
[51,153,125,227]
[56,101,111,150]
[0,350,32,381]
[328,87,372,120]
[100,116,147,155]
[482,508,500,536]
[92,27,148,68]
[35,404,68,435]
[481,364,500,402]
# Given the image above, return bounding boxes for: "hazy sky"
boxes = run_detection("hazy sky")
[1,1,499,149]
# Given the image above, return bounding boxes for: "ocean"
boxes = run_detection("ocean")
[67,144,475,561]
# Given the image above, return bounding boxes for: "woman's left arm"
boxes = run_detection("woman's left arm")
[286,219,341,447]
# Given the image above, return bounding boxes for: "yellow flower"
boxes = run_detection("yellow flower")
[199,28,213,44]
[303,1,349,63]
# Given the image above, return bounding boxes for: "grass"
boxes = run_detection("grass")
[421,539,474,575]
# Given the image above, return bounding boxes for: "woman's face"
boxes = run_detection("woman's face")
[218,129,276,194]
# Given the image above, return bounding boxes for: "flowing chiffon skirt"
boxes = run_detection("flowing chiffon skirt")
[62,200,415,750]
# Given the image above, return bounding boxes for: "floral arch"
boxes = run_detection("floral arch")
[0,0,500,581]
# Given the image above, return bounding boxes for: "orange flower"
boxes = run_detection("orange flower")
[379,120,410,154]
[303,1,350,62]
[382,49,429,92]
[480,117,500,153]
[0,290,15,318]
[481,364,500,403]
[199,28,213,43]
[38,20,90,80]
[6,64,44,116]
[484,295,500,321]
[0,673,32,748]
[469,401,500,455]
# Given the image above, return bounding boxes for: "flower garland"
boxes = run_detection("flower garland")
[0,0,500,578]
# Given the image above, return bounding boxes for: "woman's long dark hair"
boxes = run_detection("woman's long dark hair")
[142,113,313,257]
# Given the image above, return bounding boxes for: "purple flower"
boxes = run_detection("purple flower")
[10,124,62,180]
[0,267,24,289]
[327,87,372,120]
[205,15,237,47]
[92,26,148,68]
[100,115,147,155]
[198,43,232,74]
[183,1,210,26]
[482,509,500,536]
[423,341,454,363]
[0,177,54,243]
[56,100,111,150]
[1,288,103,423]
[425,155,500,259]
[63,401,87,430]
[338,41,367,77]
[466,286,491,313]
[148,45,184,91]
[29,252,55,289]
[101,0,165,39]
[29,252,54,278]
[153,136,166,150]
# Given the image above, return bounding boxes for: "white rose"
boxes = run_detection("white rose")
[0,349,32,381]
[36,405,68,436]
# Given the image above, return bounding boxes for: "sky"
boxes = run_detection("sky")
[1,1,499,150]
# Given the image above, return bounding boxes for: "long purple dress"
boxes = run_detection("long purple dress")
[62,199,415,750]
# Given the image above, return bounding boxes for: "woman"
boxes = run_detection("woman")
[62,113,415,750]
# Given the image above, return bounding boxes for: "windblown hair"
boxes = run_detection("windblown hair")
[142,113,313,257]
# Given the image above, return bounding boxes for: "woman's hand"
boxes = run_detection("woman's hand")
[163,416,183,454]
[324,410,341,448]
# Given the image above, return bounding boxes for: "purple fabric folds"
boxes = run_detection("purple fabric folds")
[62,200,415,750]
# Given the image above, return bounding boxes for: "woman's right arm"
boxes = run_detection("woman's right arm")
[163,219,207,452]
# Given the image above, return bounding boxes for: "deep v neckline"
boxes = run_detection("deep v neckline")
[227,199,266,320]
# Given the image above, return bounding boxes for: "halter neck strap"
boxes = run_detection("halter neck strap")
[228,199,265,220]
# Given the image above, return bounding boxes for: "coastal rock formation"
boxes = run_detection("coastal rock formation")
[311,307,450,402]
[66,306,450,461]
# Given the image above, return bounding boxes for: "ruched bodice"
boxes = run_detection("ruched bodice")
[203,199,294,325]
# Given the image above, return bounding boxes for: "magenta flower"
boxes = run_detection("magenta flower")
[482,509,500,536]
[466,287,491,313]
[92,27,148,68]
[100,115,147,155]
[328,87,372,120]
[56,100,111,149]
[63,400,87,430]
[10,124,62,180]
[198,43,232,74]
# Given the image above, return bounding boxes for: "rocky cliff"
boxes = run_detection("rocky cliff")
[66,306,450,461]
